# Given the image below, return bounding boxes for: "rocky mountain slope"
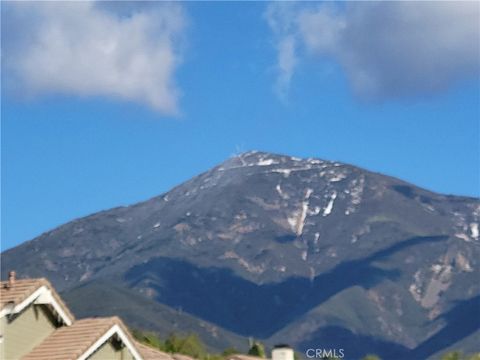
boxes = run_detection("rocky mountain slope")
[2,151,479,359]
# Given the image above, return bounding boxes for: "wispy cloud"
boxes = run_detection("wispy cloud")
[266,2,480,100]
[264,2,299,100]
[2,2,186,114]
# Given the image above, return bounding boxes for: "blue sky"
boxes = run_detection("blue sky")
[2,1,479,250]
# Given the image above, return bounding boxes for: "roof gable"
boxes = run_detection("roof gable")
[0,278,74,325]
[22,317,142,360]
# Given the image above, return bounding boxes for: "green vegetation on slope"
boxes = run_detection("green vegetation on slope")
[62,280,249,353]
[440,352,480,360]
[132,329,241,360]
[130,330,480,360]
[248,342,266,358]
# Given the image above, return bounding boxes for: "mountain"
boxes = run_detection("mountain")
[61,280,248,352]
[2,151,480,359]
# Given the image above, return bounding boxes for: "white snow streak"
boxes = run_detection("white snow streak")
[257,158,279,166]
[323,191,337,216]
[276,184,289,199]
[470,223,479,240]
[271,169,292,177]
[297,188,314,235]
[455,233,470,242]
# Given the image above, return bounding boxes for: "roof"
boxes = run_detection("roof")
[227,355,268,360]
[0,277,75,324]
[135,342,175,360]
[1,276,197,360]
[134,342,197,360]
[172,354,196,360]
[0,278,42,308]
[22,316,141,360]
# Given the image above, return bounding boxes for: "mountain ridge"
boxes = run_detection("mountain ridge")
[7,150,477,250]
[2,151,479,359]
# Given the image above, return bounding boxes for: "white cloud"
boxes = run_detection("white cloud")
[264,2,299,100]
[266,2,480,100]
[2,2,186,114]
[275,35,298,100]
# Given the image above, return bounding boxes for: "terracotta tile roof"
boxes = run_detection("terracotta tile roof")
[227,355,268,360]
[22,316,134,360]
[134,342,197,360]
[0,277,75,322]
[135,342,175,360]
[1,278,44,308]
[2,276,199,360]
[172,354,196,360]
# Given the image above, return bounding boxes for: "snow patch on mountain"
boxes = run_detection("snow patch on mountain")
[301,251,307,261]
[330,173,347,182]
[276,184,289,199]
[286,188,314,236]
[297,189,314,235]
[454,233,470,242]
[470,223,479,240]
[257,158,279,166]
[323,191,337,216]
[272,169,292,177]
[345,176,365,215]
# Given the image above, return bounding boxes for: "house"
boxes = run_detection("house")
[0,271,192,360]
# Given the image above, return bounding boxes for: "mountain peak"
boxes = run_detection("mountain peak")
[218,151,335,173]
[2,152,479,358]
[234,150,324,162]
